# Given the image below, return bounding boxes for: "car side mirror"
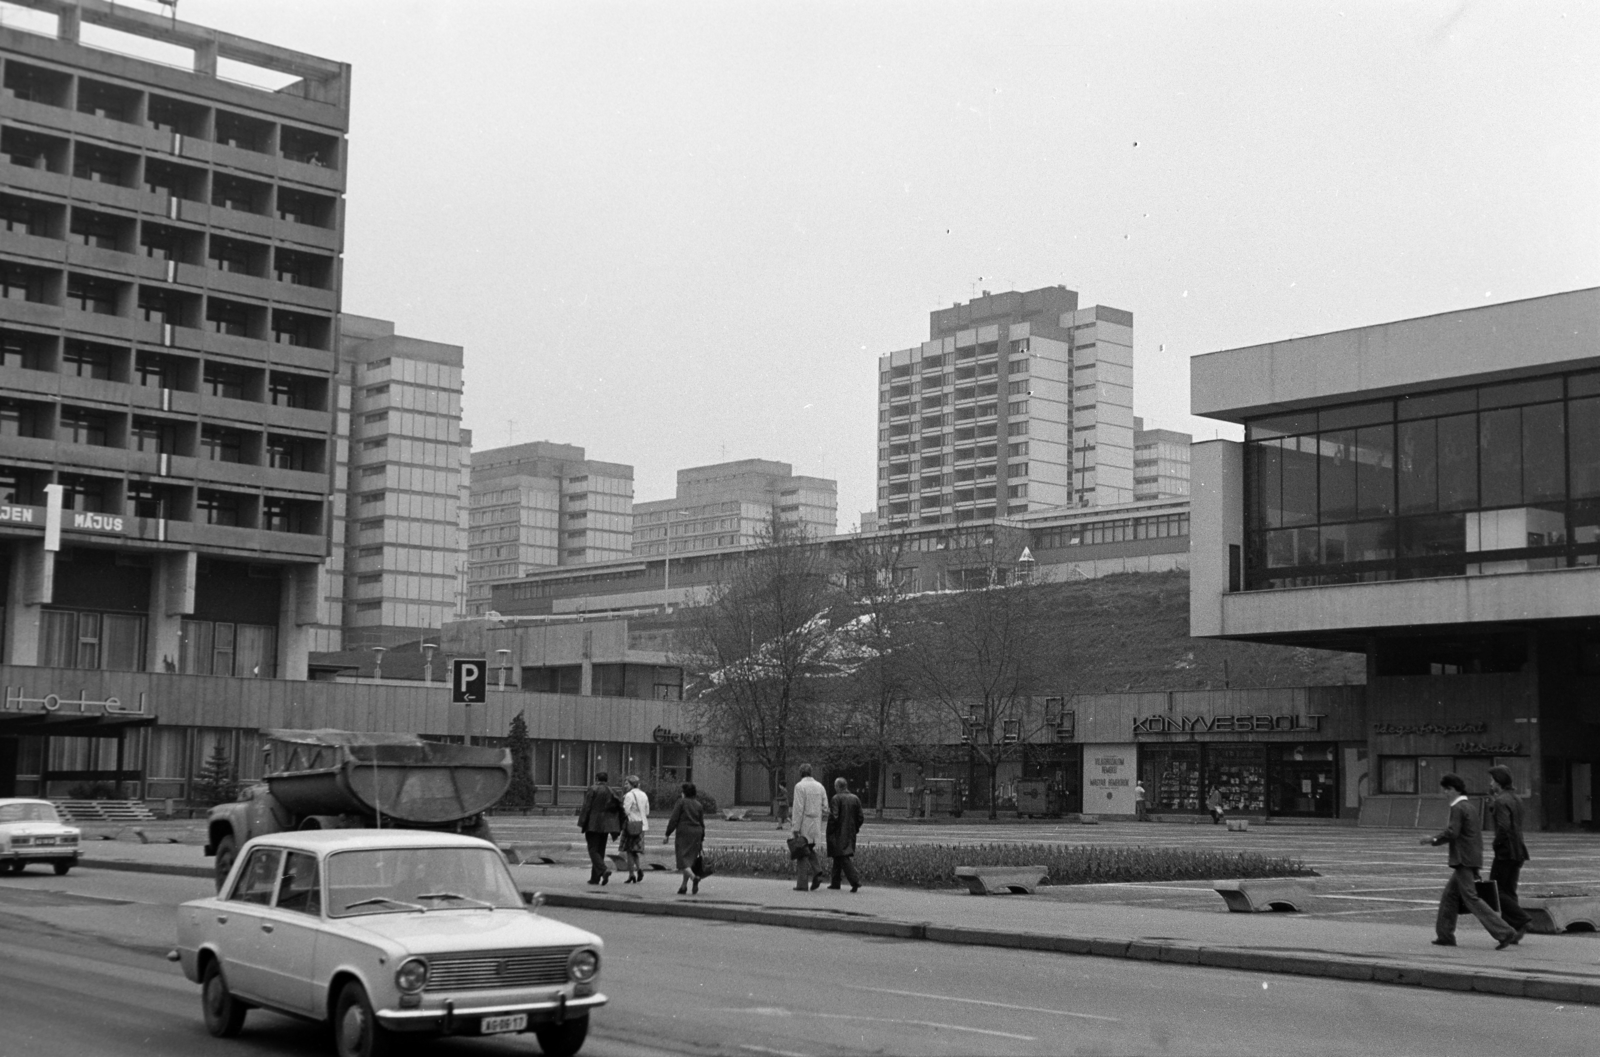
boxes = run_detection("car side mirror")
[522,890,545,908]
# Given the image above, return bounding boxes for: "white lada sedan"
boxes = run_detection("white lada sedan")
[172,830,605,1057]
[0,798,82,875]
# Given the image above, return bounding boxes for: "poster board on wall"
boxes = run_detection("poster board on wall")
[1085,743,1138,815]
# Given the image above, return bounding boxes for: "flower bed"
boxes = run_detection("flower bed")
[702,841,1314,888]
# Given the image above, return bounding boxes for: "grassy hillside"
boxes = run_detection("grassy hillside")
[1023,569,1364,692]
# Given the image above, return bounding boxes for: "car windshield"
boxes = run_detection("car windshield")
[326,847,524,917]
[0,803,62,824]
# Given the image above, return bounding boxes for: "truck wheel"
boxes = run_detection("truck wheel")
[334,981,394,1057]
[534,1014,589,1057]
[201,960,247,1037]
[53,860,71,876]
[213,834,238,892]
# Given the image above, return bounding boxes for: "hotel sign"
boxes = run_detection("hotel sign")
[3,686,149,716]
[1134,713,1327,736]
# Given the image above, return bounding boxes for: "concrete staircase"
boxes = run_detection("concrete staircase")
[52,800,159,825]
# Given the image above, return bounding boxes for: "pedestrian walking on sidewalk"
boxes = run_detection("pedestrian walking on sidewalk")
[1135,781,1148,822]
[1207,787,1226,825]
[619,776,650,883]
[1487,765,1532,943]
[791,763,827,891]
[662,782,706,895]
[773,783,791,830]
[826,777,865,892]
[1422,773,1517,950]
[576,771,621,885]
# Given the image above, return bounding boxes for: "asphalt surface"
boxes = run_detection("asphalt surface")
[67,816,1600,1007]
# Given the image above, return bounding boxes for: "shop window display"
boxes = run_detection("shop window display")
[1142,746,1202,811]
[1207,744,1267,813]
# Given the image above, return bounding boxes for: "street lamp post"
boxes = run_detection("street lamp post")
[371,646,386,683]
[421,642,437,684]
[496,649,511,692]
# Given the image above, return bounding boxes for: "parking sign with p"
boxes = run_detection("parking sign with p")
[451,658,486,704]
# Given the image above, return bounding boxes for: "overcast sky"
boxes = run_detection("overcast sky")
[172,0,1598,529]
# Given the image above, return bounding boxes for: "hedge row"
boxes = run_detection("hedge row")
[702,841,1314,888]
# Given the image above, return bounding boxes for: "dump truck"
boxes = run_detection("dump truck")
[204,729,512,889]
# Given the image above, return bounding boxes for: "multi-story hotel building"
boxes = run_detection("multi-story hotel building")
[876,286,1135,530]
[633,458,837,557]
[328,314,466,649]
[1,1,348,680]
[1190,289,1600,829]
[465,441,632,616]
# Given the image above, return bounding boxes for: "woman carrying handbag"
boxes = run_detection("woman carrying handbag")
[620,775,650,882]
[662,782,707,895]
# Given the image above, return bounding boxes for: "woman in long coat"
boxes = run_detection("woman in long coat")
[662,782,706,895]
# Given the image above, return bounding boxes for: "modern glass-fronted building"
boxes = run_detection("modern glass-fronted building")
[1191,289,1600,829]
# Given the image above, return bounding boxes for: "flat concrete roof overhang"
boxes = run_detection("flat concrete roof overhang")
[0,713,155,736]
[1191,289,1600,423]
[1208,566,1600,649]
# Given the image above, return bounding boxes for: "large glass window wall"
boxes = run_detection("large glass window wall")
[1244,370,1600,588]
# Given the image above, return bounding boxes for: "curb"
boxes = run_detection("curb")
[80,858,214,880]
[539,891,1600,1006]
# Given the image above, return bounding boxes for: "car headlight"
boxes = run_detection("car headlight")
[567,948,600,983]
[395,958,429,993]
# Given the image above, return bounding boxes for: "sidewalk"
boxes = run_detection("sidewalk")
[75,827,1600,1006]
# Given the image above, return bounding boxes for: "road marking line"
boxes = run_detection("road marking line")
[725,1006,1039,1040]
[857,986,1120,1022]
[739,1046,812,1057]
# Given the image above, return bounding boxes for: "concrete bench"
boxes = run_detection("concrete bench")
[955,865,1050,895]
[1226,818,1250,832]
[501,842,579,865]
[1214,879,1312,912]
[723,809,748,821]
[1522,894,1600,934]
[608,845,678,872]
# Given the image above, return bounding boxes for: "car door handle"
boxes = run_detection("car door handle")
[260,923,274,934]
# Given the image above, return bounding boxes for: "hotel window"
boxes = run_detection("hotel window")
[67,276,118,314]
[180,620,277,678]
[196,490,242,526]
[203,364,246,399]
[61,342,115,379]
[60,408,110,446]
[40,610,146,671]
[131,417,179,454]
[200,427,244,463]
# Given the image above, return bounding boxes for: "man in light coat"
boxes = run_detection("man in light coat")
[791,762,828,891]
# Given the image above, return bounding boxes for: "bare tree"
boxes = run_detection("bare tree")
[828,530,938,817]
[903,525,1063,819]
[676,517,844,811]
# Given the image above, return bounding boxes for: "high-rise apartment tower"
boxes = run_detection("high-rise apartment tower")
[876,286,1134,529]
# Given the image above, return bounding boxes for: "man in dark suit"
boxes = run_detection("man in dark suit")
[1488,765,1532,943]
[1422,773,1517,949]
[577,770,621,885]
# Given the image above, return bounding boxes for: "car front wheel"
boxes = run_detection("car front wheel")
[53,860,71,876]
[201,960,247,1037]
[3,860,23,874]
[334,981,394,1057]
[534,1014,590,1057]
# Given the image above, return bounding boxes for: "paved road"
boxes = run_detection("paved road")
[2,867,1595,1056]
